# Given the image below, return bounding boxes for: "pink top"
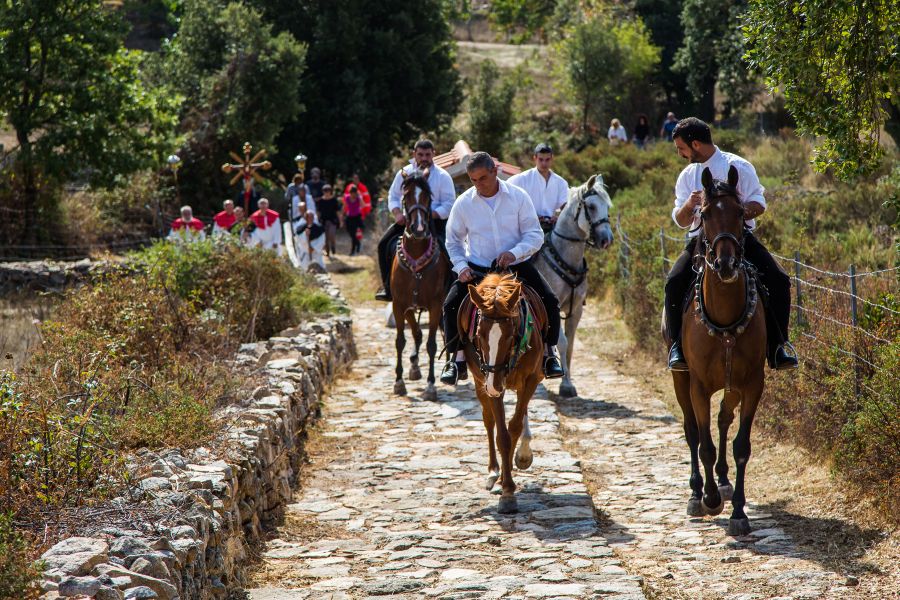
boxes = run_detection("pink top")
[343,193,363,217]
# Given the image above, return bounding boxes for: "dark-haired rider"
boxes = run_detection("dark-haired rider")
[375,139,456,301]
[665,117,798,371]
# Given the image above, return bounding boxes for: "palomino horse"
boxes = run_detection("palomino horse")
[665,165,766,536]
[460,273,546,513]
[390,169,450,402]
[533,174,613,397]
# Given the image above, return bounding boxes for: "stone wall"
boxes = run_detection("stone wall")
[0,259,113,295]
[38,274,355,600]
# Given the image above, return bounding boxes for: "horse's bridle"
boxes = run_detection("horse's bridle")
[551,190,610,248]
[694,183,746,275]
[402,178,433,239]
[474,312,522,374]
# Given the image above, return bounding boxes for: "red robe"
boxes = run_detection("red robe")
[213,211,237,230]
[171,217,205,232]
[250,208,280,229]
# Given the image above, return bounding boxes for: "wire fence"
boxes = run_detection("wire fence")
[614,216,899,403]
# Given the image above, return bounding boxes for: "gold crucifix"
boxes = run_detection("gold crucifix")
[221,142,272,214]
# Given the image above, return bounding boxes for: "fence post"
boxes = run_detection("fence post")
[659,227,668,277]
[849,263,860,401]
[794,250,803,326]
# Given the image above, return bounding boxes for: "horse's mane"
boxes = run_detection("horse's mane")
[475,273,521,317]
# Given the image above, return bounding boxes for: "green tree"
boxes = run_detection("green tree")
[557,13,660,136]
[632,0,695,115]
[744,0,900,179]
[156,0,306,209]
[489,0,558,42]
[469,60,518,156]
[0,0,177,243]
[249,0,461,184]
[673,0,755,121]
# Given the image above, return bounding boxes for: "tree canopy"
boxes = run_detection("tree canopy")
[469,60,517,156]
[745,0,900,178]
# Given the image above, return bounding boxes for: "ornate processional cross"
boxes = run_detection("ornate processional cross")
[221,142,272,213]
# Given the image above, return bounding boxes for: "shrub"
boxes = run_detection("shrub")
[0,513,42,600]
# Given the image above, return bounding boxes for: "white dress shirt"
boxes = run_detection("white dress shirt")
[673,146,767,238]
[387,160,456,219]
[507,168,569,218]
[446,180,544,275]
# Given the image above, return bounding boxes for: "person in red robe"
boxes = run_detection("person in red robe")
[248,198,283,254]
[212,200,237,236]
[168,205,206,241]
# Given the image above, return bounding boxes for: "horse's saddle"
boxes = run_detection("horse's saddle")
[459,283,548,347]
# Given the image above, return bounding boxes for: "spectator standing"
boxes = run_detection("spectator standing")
[343,173,372,218]
[318,184,342,257]
[307,167,325,205]
[608,118,628,145]
[168,206,206,242]
[343,185,365,256]
[633,114,651,149]
[285,174,310,218]
[660,111,678,141]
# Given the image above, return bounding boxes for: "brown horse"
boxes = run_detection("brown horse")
[390,169,450,401]
[460,273,546,513]
[666,165,766,536]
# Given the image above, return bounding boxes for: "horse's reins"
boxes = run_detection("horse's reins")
[397,178,440,312]
[541,191,609,319]
[692,183,760,392]
[472,297,534,375]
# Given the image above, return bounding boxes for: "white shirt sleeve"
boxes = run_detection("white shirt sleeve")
[445,194,469,274]
[672,168,697,229]
[509,191,544,262]
[554,175,569,211]
[736,161,767,208]
[387,169,404,212]
[432,170,456,219]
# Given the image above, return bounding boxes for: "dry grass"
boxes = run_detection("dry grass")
[0,295,57,371]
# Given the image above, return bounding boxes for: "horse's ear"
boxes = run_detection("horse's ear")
[468,284,486,310]
[586,174,596,191]
[727,165,739,188]
[507,284,521,310]
[701,167,713,190]
[401,170,408,180]
[422,166,430,180]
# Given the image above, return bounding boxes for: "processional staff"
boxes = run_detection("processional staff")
[221,142,272,214]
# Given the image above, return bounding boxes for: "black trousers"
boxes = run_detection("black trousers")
[664,233,791,356]
[345,215,363,254]
[377,219,448,289]
[443,260,561,359]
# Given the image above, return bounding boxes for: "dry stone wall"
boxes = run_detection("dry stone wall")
[38,274,354,600]
[0,259,115,295]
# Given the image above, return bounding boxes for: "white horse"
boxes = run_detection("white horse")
[533,174,613,397]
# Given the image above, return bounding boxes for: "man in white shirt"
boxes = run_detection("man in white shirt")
[665,118,796,371]
[507,143,569,232]
[375,139,456,301]
[439,152,565,385]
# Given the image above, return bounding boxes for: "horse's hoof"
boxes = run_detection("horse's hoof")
[422,385,437,402]
[408,366,422,381]
[485,471,500,491]
[393,380,407,396]
[498,495,518,514]
[728,517,752,537]
[718,484,734,502]
[514,450,533,470]
[687,497,704,517]
[701,495,725,516]
[558,382,578,398]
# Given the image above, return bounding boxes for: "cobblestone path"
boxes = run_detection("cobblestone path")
[247,304,646,599]
[248,275,894,599]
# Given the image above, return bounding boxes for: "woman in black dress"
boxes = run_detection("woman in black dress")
[317,184,342,256]
[634,114,651,149]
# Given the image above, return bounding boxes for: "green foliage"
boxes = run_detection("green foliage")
[489,0,557,42]
[673,0,756,120]
[469,60,517,156]
[0,0,178,242]
[555,12,660,135]
[253,0,462,184]
[744,0,900,179]
[633,0,694,113]
[0,512,42,600]
[1,240,338,511]
[153,0,306,211]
